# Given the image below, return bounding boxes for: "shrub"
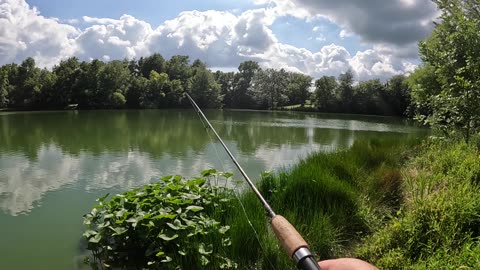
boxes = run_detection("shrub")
[83,170,237,269]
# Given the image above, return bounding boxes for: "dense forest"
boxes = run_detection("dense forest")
[0,54,410,116]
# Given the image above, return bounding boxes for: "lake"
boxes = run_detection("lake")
[0,110,427,269]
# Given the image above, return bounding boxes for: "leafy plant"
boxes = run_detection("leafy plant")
[410,0,480,141]
[83,170,237,269]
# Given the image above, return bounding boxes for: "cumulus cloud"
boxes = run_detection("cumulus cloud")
[0,0,77,67]
[0,0,425,81]
[339,29,353,39]
[145,10,241,66]
[75,14,152,60]
[255,0,439,46]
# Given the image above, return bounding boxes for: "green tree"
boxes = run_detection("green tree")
[231,61,260,108]
[73,60,105,108]
[167,55,191,87]
[214,71,235,107]
[141,71,168,108]
[354,79,384,114]
[138,53,167,78]
[412,0,480,140]
[384,75,410,116]
[252,68,289,109]
[314,76,338,111]
[112,92,126,108]
[0,67,9,108]
[96,60,131,108]
[408,65,441,118]
[190,67,222,108]
[126,76,148,108]
[49,57,80,107]
[286,73,312,106]
[35,69,58,108]
[191,59,207,71]
[337,70,354,112]
[163,79,185,107]
[9,57,42,108]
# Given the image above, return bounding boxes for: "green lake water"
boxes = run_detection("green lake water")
[0,110,428,269]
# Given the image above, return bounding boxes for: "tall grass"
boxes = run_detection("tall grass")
[356,138,480,269]
[224,138,421,269]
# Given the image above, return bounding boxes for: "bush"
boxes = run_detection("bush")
[83,170,237,269]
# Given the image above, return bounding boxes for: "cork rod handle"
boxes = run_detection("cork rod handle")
[271,215,309,258]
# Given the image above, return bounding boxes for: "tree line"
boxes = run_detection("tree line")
[1,0,478,139]
[0,53,411,116]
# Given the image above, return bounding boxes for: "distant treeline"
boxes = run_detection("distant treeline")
[0,54,410,116]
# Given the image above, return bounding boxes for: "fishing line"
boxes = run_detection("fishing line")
[190,101,277,270]
[186,93,321,270]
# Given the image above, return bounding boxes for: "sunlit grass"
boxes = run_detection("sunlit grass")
[356,138,480,269]
[224,138,420,269]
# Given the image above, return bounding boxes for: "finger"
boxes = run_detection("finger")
[318,259,337,270]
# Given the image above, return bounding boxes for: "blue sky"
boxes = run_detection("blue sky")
[1,0,439,80]
[26,0,257,26]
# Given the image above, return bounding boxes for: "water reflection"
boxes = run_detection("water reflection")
[0,110,427,216]
[0,144,79,216]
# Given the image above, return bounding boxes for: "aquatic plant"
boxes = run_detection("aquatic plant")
[83,169,237,269]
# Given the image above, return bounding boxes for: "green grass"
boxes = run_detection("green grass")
[223,138,421,269]
[356,138,480,269]
[282,104,315,109]
[222,137,480,269]
[281,100,316,110]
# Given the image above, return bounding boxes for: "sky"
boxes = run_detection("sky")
[0,0,440,81]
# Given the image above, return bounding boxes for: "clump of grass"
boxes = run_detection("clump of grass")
[356,139,480,269]
[225,138,420,269]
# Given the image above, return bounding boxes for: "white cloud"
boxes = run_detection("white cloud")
[0,0,423,81]
[75,14,152,60]
[83,16,120,25]
[0,0,78,67]
[339,29,353,39]
[146,10,238,65]
[66,18,80,24]
[254,0,439,46]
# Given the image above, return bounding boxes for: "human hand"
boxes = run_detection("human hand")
[318,258,379,270]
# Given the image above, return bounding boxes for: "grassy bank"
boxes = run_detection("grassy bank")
[356,139,480,269]
[224,137,480,269]
[223,137,422,269]
[83,137,480,269]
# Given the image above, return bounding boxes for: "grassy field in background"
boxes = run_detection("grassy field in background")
[281,100,315,110]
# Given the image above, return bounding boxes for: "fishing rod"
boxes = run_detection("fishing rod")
[185,93,321,270]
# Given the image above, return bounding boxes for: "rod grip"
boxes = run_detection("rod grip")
[271,215,309,258]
